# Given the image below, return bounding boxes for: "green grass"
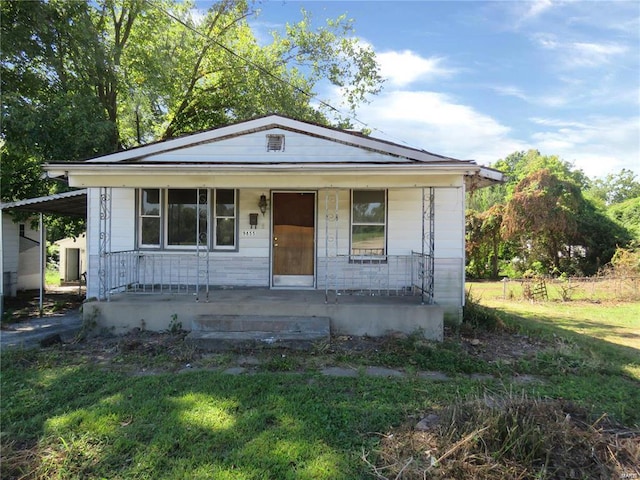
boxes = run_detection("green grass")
[0,353,480,479]
[45,264,61,287]
[467,281,640,350]
[2,287,639,479]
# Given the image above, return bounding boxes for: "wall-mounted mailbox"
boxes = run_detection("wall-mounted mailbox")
[249,213,259,228]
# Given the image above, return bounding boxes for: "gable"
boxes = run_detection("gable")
[134,128,416,164]
[44,115,503,188]
[81,115,465,166]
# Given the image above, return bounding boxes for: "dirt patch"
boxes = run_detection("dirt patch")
[457,328,549,365]
[1,288,85,325]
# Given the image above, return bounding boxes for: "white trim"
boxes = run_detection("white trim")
[213,189,237,250]
[47,163,481,178]
[350,189,387,257]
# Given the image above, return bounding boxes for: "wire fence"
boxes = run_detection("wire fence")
[496,276,640,302]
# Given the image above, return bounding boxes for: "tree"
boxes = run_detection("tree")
[502,169,581,273]
[501,168,631,276]
[1,0,384,241]
[588,169,640,206]
[608,197,640,242]
[466,204,504,279]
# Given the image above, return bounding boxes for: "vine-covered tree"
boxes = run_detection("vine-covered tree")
[466,204,504,279]
[502,169,581,273]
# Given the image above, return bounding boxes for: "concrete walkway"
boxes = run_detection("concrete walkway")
[0,309,82,350]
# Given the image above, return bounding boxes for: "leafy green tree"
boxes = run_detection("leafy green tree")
[466,204,504,279]
[1,0,383,242]
[608,197,640,242]
[502,169,581,273]
[588,169,640,206]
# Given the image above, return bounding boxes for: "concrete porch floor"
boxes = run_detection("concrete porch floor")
[85,288,444,340]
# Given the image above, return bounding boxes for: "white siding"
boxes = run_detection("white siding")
[0,216,44,293]
[151,129,413,164]
[433,188,465,307]
[2,214,19,296]
[55,234,87,282]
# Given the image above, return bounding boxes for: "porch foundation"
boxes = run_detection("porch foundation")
[82,289,444,341]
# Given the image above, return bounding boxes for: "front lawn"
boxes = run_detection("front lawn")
[2,290,639,479]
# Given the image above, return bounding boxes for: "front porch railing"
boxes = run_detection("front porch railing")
[322,252,434,303]
[103,250,435,304]
[105,250,209,299]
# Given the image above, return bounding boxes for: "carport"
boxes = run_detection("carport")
[0,190,87,317]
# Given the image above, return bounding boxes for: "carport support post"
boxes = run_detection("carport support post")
[39,212,44,317]
[0,209,4,320]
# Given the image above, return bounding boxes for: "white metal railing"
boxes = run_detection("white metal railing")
[323,253,434,303]
[104,250,436,304]
[105,250,209,298]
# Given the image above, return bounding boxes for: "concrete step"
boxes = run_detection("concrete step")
[186,314,331,350]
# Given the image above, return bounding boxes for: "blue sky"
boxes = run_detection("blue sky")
[212,1,640,178]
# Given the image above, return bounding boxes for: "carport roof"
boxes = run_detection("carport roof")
[0,189,87,218]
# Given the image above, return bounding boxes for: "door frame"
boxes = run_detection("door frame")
[270,190,317,288]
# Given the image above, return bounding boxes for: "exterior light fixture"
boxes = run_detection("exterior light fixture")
[258,194,268,215]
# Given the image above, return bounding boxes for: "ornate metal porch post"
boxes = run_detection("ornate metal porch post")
[421,187,435,304]
[98,187,112,300]
[196,189,209,302]
[324,190,339,303]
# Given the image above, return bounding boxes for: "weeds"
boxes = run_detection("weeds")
[463,289,505,331]
[369,391,640,479]
[167,313,182,334]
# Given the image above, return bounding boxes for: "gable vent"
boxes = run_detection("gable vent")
[266,134,285,152]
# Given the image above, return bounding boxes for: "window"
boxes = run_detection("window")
[137,188,237,250]
[214,189,236,249]
[351,190,386,256]
[167,189,208,247]
[139,189,161,247]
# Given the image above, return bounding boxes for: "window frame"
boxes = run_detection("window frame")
[350,189,387,259]
[136,188,238,252]
[164,188,210,250]
[212,189,238,251]
[138,188,162,249]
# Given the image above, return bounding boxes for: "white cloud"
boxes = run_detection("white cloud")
[525,0,554,20]
[350,89,528,164]
[335,88,639,177]
[529,116,640,177]
[533,34,629,68]
[491,85,529,101]
[377,50,456,87]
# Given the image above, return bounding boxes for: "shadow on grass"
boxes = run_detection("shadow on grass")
[0,356,481,480]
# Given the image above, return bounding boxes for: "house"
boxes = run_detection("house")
[1,213,44,296]
[45,115,502,341]
[54,233,87,284]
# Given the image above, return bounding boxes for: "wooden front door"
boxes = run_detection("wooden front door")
[272,192,316,287]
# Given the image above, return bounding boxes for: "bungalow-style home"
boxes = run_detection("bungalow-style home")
[45,115,502,342]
